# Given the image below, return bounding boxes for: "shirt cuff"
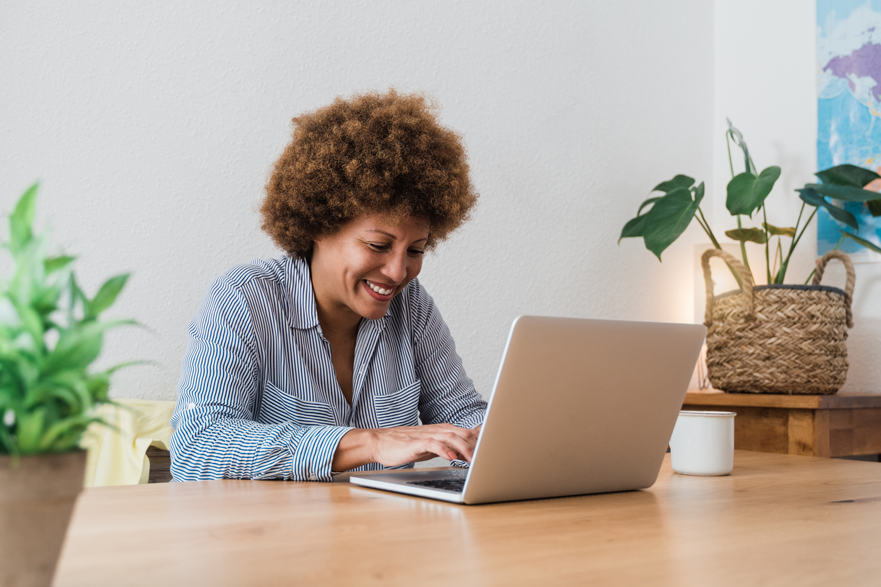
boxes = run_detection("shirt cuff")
[291,426,353,482]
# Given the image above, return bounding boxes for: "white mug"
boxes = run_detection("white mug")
[669,410,736,476]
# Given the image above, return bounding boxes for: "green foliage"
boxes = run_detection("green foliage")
[1,184,136,455]
[619,119,881,284]
[725,228,768,244]
[838,230,881,254]
[763,223,795,238]
[726,166,781,217]
[618,181,705,260]
[643,185,705,260]
[797,188,858,231]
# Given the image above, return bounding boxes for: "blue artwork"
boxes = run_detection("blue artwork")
[817,0,881,259]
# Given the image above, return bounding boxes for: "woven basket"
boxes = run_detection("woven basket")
[701,249,855,395]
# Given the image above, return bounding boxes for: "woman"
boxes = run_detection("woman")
[170,90,487,481]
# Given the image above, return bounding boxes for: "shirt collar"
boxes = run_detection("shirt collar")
[283,256,390,331]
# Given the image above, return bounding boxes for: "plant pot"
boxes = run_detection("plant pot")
[0,450,87,587]
[701,249,855,395]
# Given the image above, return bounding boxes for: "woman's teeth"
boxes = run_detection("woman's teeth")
[366,281,393,296]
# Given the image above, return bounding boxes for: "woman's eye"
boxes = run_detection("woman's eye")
[408,249,425,257]
[368,243,390,252]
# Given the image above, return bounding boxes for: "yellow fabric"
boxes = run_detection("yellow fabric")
[80,398,176,487]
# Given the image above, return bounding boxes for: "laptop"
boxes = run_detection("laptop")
[349,315,706,505]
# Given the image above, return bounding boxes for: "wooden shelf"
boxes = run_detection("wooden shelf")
[685,389,881,410]
[683,389,881,458]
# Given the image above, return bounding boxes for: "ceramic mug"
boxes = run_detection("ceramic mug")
[669,410,736,476]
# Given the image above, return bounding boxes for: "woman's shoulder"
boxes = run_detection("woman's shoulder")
[207,257,307,307]
[215,257,288,288]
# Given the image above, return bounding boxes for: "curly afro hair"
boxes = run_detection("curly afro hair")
[261,89,478,258]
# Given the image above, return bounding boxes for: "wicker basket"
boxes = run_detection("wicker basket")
[701,249,855,395]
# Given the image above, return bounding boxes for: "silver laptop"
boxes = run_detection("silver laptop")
[349,315,706,505]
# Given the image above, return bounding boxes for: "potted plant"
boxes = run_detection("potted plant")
[1,184,135,587]
[619,121,881,394]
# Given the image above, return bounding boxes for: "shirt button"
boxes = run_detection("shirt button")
[187,403,195,409]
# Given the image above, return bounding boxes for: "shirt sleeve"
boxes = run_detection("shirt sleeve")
[408,281,487,431]
[169,273,351,482]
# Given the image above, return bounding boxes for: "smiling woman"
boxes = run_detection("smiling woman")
[169,90,486,481]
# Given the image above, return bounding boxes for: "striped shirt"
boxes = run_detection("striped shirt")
[169,256,486,482]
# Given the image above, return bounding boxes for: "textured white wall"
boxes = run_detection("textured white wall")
[714,0,881,393]
[1,1,714,401]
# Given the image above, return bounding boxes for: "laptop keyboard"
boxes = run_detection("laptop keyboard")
[406,478,465,493]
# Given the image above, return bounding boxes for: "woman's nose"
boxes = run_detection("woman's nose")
[383,251,408,283]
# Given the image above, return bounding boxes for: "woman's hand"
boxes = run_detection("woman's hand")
[332,424,480,471]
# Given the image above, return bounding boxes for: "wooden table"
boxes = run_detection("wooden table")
[54,451,881,586]
[684,389,881,459]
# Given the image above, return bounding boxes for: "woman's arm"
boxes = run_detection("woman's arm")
[170,271,351,482]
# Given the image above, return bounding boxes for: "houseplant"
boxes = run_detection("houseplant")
[619,121,881,394]
[1,184,135,587]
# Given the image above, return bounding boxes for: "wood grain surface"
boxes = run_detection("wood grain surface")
[54,452,881,586]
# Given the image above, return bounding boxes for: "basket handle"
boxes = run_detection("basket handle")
[810,250,855,328]
[701,249,755,328]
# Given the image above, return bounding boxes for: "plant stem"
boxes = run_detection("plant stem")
[778,239,784,273]
[726,132,735,178]
[696,206,743,289]
[696,207,721,248]
[779,206,818,283]
[762,205,771,284]
[736,215,752,273]
[785,202,806,262]
[804,234,844,285]
[770,238,781,281]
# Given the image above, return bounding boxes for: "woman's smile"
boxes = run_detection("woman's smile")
[363,279,396,299]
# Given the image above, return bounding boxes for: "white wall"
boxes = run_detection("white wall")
[714,0,881,393]
[1,1,714,400]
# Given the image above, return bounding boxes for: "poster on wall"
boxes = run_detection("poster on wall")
[817,0,881,261]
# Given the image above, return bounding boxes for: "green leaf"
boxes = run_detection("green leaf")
[619,215,648,242]
[726,119,757,175]
[726,166,781,217]
[87,273,130,319]
[44,256,75,274]
[38,413,99,453]
[797,188,859,231]
[9,299,44,352]
[651,175,694,194]
[805,183,881,203]
[25,383,82,413]
[868,198,881,217]
[763,223,796,237]
[40,319,131,376]
[16,408,46,453]
[642,184,703,261]
[725,228,768,244]
[816,164,881,188]
[619,197,662,243]
[637,196,661,216]
[9,184,39,255]
[837,230,881,254]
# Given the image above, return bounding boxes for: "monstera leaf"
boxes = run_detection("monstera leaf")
[619,179,705,261]
[726,167,781,217]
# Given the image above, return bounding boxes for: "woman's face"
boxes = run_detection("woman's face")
[310,213,429,327]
